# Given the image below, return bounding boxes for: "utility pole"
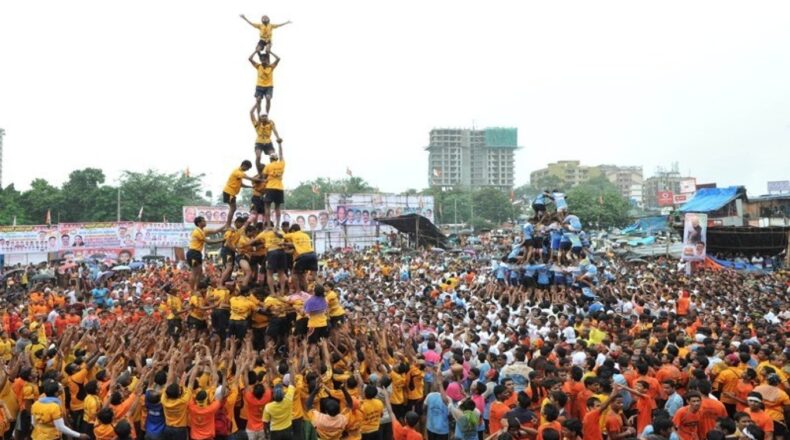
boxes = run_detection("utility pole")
[117,187,121,222]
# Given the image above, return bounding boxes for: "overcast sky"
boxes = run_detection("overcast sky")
[1,1,789,197]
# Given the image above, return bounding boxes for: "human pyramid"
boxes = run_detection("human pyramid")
[185,14,320,307]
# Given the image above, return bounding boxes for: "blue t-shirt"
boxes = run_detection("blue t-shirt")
[534,194,546,205]
[554,192,567,210]
[91,288,108,305]
[564,214,582,231]
[144,391,165,435]
[425,392,450,435]
[522,223,534,239]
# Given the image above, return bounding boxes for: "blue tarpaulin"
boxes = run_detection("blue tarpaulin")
[622,216,670,234]
[709,256,765,272]
[679,187,741,213]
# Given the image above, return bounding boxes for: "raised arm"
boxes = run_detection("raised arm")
[277,140,284,161]
[269,51,281,67]
[272,20,292,29]
[248,51,260,68]
[239,14,258,28]
[271,121,281,142]
[250,108,258,126]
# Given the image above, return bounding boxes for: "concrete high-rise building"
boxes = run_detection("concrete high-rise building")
[0,128,4,188]
[529,160,601,187]
[426,127,518,191]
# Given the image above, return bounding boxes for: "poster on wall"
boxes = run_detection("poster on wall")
[681,213,707,262]
[326,194,435,228]
[57,222,135,249]
[0,225,61,254]
[182,206,330,232]
[679,178,697,195]
[130,223,190,248]
[58,248,136,264]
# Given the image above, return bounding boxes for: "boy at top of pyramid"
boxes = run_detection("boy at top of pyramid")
[240,14,291,54]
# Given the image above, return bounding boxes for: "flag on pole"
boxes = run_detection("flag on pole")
[432,168,442,177]
[163,215,167,223]
[346,167,353,177]
[137,206,144,220]
[311,184,320,195]
[45,209,51,226]
[12,216,16,226]
[184,167,190,178]
[598,194,604,205]
[510,190,515,202]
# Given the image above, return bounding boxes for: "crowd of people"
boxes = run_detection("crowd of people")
[0,12,789,440]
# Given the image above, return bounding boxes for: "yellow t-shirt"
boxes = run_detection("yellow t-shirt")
[189,294,207,321]
[252,177,267,197]
[166,294,182,320]
[83,394,102,426]
[189,228,206,252]
[255,120,274,144]
[264,296,288,318]
[284,231,313,257]
[161,388,191,427]
[210,288,231,310]
[248,295,268,329]
[261,230,283,251]
[229,296,255,321]
[68,368,89,410]
[389,371,406,404]
[326,290,345,318]
[307,309,328,329]
[254,23,273,41]
[262,385,295,431]
[263,161,285,190]
[31,400,62,440]
[0,339,12,362]
[224,229,243,250]
[256,65,274,88]
[359,399,384,434]
[223,168,247,196]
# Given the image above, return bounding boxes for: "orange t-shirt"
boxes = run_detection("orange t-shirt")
[392,419,422,440]
[677,295,690,315]
[188,399,223,439]
[582,408,603,440]
[537,421,562,440]
[635,394,657,434]
[673,406,701,440]
[746,409,774,434]
[489,401,510,434]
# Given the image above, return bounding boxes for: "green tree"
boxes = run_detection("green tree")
[566,177,630,228]
[0,184,27,225]
[472,187,513,225]
[59,168,115,222]
[19,179,62,225]
[120,170,208,222]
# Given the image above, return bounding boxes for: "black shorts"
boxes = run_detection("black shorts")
[294,318,308,336]
[255,86,273,99]
[532,237,543,248]
[257,39,271,48]
[391,403,408,421]
[252,326,267,350]
[255,142,275,155]
[774,422,788,440]
[329,315,346,328]
[266,317,289,338]
[211,309,230,336]
[532,202,546,213]
[250,255,266,269]
[294,252,318,274]
[167,318,183,336]
[251,195,265,213]
[222,191,237,204]
[560,241,572,251]
[186,249,203,268]
[263,189,284,205]
[407,399,424,416]
[266,249,288,272]
[219,247,236,266]
[186,315,208,331]
[285,253,293,272]
[228,319,248,340]
[307,325,329,344]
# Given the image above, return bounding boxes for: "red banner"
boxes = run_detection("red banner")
[657,191,674,207]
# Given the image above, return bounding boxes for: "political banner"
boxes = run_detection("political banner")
[58,248,136,264]
[58,222,135,249]
[182,206,330,232]
[326,193,435,228]
[0,225,60,254]
[657,191,674,207]
[129,223,190,248]
[681,213,707,262]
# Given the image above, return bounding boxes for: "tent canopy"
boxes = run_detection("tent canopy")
[679,186,744,213]
[376,214,448,248]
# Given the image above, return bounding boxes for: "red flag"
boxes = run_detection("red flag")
[510,190,515,202]
[184,167,190,178]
